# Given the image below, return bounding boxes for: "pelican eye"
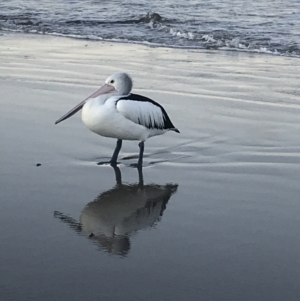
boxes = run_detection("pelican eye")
[110,80,114,84]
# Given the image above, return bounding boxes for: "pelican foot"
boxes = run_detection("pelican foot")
[97,161,120,166]
[129,163,143,168]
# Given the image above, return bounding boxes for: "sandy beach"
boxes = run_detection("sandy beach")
[1,33,300,301]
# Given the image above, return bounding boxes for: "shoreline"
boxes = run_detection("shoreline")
[1,30,299,59]
[1,32,299,96]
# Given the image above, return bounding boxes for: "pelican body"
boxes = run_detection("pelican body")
[55,72,179,166]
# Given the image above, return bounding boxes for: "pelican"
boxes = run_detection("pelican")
[55,72,180,166]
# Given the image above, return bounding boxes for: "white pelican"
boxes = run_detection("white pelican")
[55,72,180,166]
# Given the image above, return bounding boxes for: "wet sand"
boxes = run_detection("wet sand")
[1,33,300,301]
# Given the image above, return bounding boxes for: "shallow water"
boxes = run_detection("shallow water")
[1,34,300,301]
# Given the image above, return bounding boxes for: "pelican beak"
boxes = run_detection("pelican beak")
[55,84,115,125]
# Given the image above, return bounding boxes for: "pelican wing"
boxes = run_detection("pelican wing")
[116,94,179,131]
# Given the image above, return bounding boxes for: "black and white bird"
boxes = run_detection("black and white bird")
[55,72,180,166]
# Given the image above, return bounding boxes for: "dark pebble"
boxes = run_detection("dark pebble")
[36,163,42,167]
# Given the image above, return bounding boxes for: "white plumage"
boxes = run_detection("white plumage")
[55,72,179,166]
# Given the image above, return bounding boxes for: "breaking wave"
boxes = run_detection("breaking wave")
[0,10,299,57]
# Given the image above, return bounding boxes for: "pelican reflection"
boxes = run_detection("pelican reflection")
[54,166,178,256]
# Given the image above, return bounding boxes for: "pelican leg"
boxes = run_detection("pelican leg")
[137,141,144,166]
[97,139,122,166]
[110,139,122,165]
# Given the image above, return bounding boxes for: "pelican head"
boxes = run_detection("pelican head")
[55,72,133,125]
[105,72,133,96]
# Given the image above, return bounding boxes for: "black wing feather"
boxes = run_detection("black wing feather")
[117,93,179,132]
